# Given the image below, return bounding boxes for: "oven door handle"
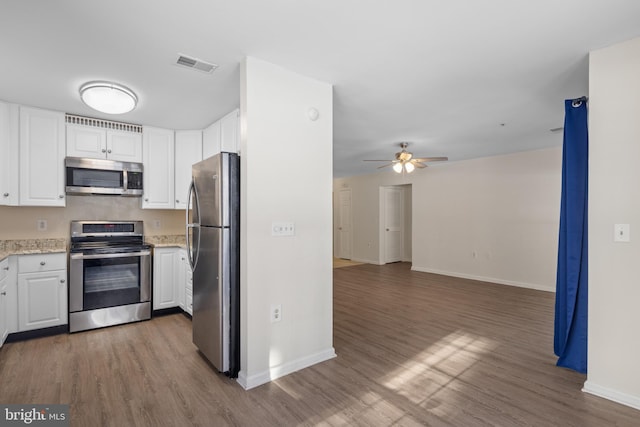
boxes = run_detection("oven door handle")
[70,250,151,260]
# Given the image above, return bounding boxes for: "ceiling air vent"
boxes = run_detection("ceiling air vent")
[176,54,218,73]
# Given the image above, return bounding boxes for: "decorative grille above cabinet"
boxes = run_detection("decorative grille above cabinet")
[65,114,142,133]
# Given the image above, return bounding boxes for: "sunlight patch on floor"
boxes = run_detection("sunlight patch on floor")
[381,331,497,405]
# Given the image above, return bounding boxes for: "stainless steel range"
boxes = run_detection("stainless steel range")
[68,220,151,333]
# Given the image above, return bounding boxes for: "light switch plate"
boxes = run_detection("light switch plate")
[614,224,630,242]
[272,222,295,236]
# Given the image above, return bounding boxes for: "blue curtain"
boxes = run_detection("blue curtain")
[554,97,588,373]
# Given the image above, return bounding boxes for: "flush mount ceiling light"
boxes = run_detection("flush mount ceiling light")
[79,81,138,114]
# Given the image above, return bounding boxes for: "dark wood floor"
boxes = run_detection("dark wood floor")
[1,262,639,426]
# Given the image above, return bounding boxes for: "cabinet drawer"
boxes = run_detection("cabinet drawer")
[18,253,66,273]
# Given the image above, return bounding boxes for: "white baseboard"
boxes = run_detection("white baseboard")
[236,347,337,390]
[351,257,382,265]
[410,265,555,292]
[583,380,640,411]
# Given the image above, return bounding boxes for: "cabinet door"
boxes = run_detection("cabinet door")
[177,249,187,310]
[66,124,106,158]
[107,130,143,162]
[18,270,67,331]
[0,101,19,206]
[174,130,202,210]
[19,106,66,206]
[220,109,239,153]
[142,127,175,209]
[0,277,7,347]
[0,258,8,346]
[153,248,179,310]
[202,120,221,159]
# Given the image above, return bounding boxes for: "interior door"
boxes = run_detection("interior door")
[383,187,404,263]
[337,189,352,259]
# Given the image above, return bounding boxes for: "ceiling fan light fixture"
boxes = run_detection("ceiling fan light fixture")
[80,81,138,114]
[393,163,403,173]
[404,162,415,173]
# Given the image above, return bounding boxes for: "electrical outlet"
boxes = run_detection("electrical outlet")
[271,304,282,323]
[37,219,47,231]
[153,219,161,229]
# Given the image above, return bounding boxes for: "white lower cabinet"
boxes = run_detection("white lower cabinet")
[17,253,67,332]
[153,247,179,310]
[153,247,192,315]
[177,249,192,315]
[0,258,9,347]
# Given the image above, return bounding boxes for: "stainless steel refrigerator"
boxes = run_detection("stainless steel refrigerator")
[186,152,240,377]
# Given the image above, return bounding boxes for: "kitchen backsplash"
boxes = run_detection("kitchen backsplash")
[0,195,184,239]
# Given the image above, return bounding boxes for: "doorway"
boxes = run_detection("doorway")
[380,185,412,264]
[336,188,352,260]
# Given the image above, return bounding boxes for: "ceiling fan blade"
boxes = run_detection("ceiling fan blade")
[411,156,448,162]
[414,162,427,168]
[377,163,394,169]
[363,160,393,162]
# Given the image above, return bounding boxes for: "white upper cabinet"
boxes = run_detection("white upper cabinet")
[220,109,240,153]
[19,106,66,206]
[202,120,221,159]
[174,130,202,210]
[142,126,175,209]
[202,108,239,159]
[66,124,142,162]
[107,130,143,162]
[0,101,19,206]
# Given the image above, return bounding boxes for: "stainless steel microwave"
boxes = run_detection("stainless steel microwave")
[65,157,143,196]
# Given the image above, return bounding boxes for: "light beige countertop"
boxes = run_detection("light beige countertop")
[146,234,186,248]
[0,238,68,261]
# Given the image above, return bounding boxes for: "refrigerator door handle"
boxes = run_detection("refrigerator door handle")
[186,179,201,271]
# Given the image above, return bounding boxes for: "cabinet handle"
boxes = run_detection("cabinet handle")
[2,266,8,271]
[60,279,66,284]
[144,198,149,202]
[59,195,64,199]
[176,199,180,203]
[40,261,46,266]
[107,149,112,154]
[0,291,6,296]
[3,193,8,197]
[102,148,107,153]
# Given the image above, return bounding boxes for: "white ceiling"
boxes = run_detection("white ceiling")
[2,1,640,177]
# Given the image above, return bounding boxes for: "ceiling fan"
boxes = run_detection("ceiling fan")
[364,142,448,173]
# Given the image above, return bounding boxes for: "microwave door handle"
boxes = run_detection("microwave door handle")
[123,169,128,191]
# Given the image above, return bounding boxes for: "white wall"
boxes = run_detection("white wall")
[239,57,335,389]
[334,147,562,291]
[584,36,640,410]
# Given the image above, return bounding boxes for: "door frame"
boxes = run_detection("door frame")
[379,185,412,265]
[379,186,403,264]
[335,188,352,260]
